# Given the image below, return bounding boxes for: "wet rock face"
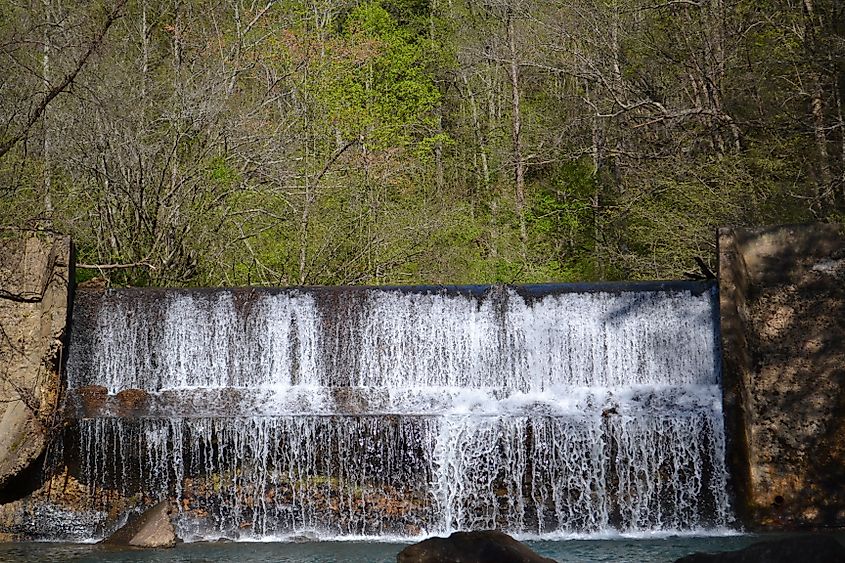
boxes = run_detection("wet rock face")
[103,501,176,548]
[397,530,557,563]
[719,224,845,528]
[0,231,72,492]
[113,389,150,418]
[675,535,845,563]
[73,385,108,417]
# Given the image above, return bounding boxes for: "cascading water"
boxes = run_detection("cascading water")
[63,283,732,541]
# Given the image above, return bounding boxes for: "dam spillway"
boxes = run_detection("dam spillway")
[63,283,731,541]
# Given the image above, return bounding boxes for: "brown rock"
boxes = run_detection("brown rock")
[75,386,109,417]
[103,501,176,548]
[0,231,71,491]
[114,389,150,417]
[397,530,556,563]
[719,223,845,529]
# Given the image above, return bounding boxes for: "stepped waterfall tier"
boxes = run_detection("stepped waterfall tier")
[63,283,732,541]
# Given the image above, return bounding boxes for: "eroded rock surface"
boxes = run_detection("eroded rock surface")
[719,224,845,528]
[0,231,71,492]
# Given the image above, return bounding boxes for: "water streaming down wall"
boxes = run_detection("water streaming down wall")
[65,283,732,540]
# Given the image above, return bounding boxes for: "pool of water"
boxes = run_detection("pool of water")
[2,534,842,563]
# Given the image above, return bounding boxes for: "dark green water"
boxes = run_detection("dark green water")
[1,535,837,563]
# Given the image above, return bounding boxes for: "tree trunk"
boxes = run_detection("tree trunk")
[42,0,52,217]
[803,0,833,201]
[506,9,527,262]
[836,83,845,199]
[462,74,491,208]
[431,1,445,195]
[810,79,834,191]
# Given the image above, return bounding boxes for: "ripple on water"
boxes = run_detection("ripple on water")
[4,535,844,563]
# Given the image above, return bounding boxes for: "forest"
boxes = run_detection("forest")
[1,0,843,287]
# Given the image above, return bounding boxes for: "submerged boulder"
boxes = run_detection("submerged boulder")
[675,535,845,563]
[397,530,556,563]
[103,501,176,548]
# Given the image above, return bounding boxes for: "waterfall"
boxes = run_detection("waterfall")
[65,283,731,540]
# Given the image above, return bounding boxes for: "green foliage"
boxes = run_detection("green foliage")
[326,1,441,151]
[521,161,599,281]
[206,156,241,187]
[0,0,838,287]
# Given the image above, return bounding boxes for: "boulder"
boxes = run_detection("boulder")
[397,530,556,563]
[675,535,845,563]
[103,501,176,548]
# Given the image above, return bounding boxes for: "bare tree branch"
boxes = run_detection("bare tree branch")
[76,260,156,271]
[0,0,129,160]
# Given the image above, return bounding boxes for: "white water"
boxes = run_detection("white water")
[68,288,716,392]
[65,285,732,540]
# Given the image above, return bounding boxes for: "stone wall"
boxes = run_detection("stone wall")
[719,223,845,529]
[0,230,72,493]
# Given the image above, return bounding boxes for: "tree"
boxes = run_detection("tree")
[1,0,839,287]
